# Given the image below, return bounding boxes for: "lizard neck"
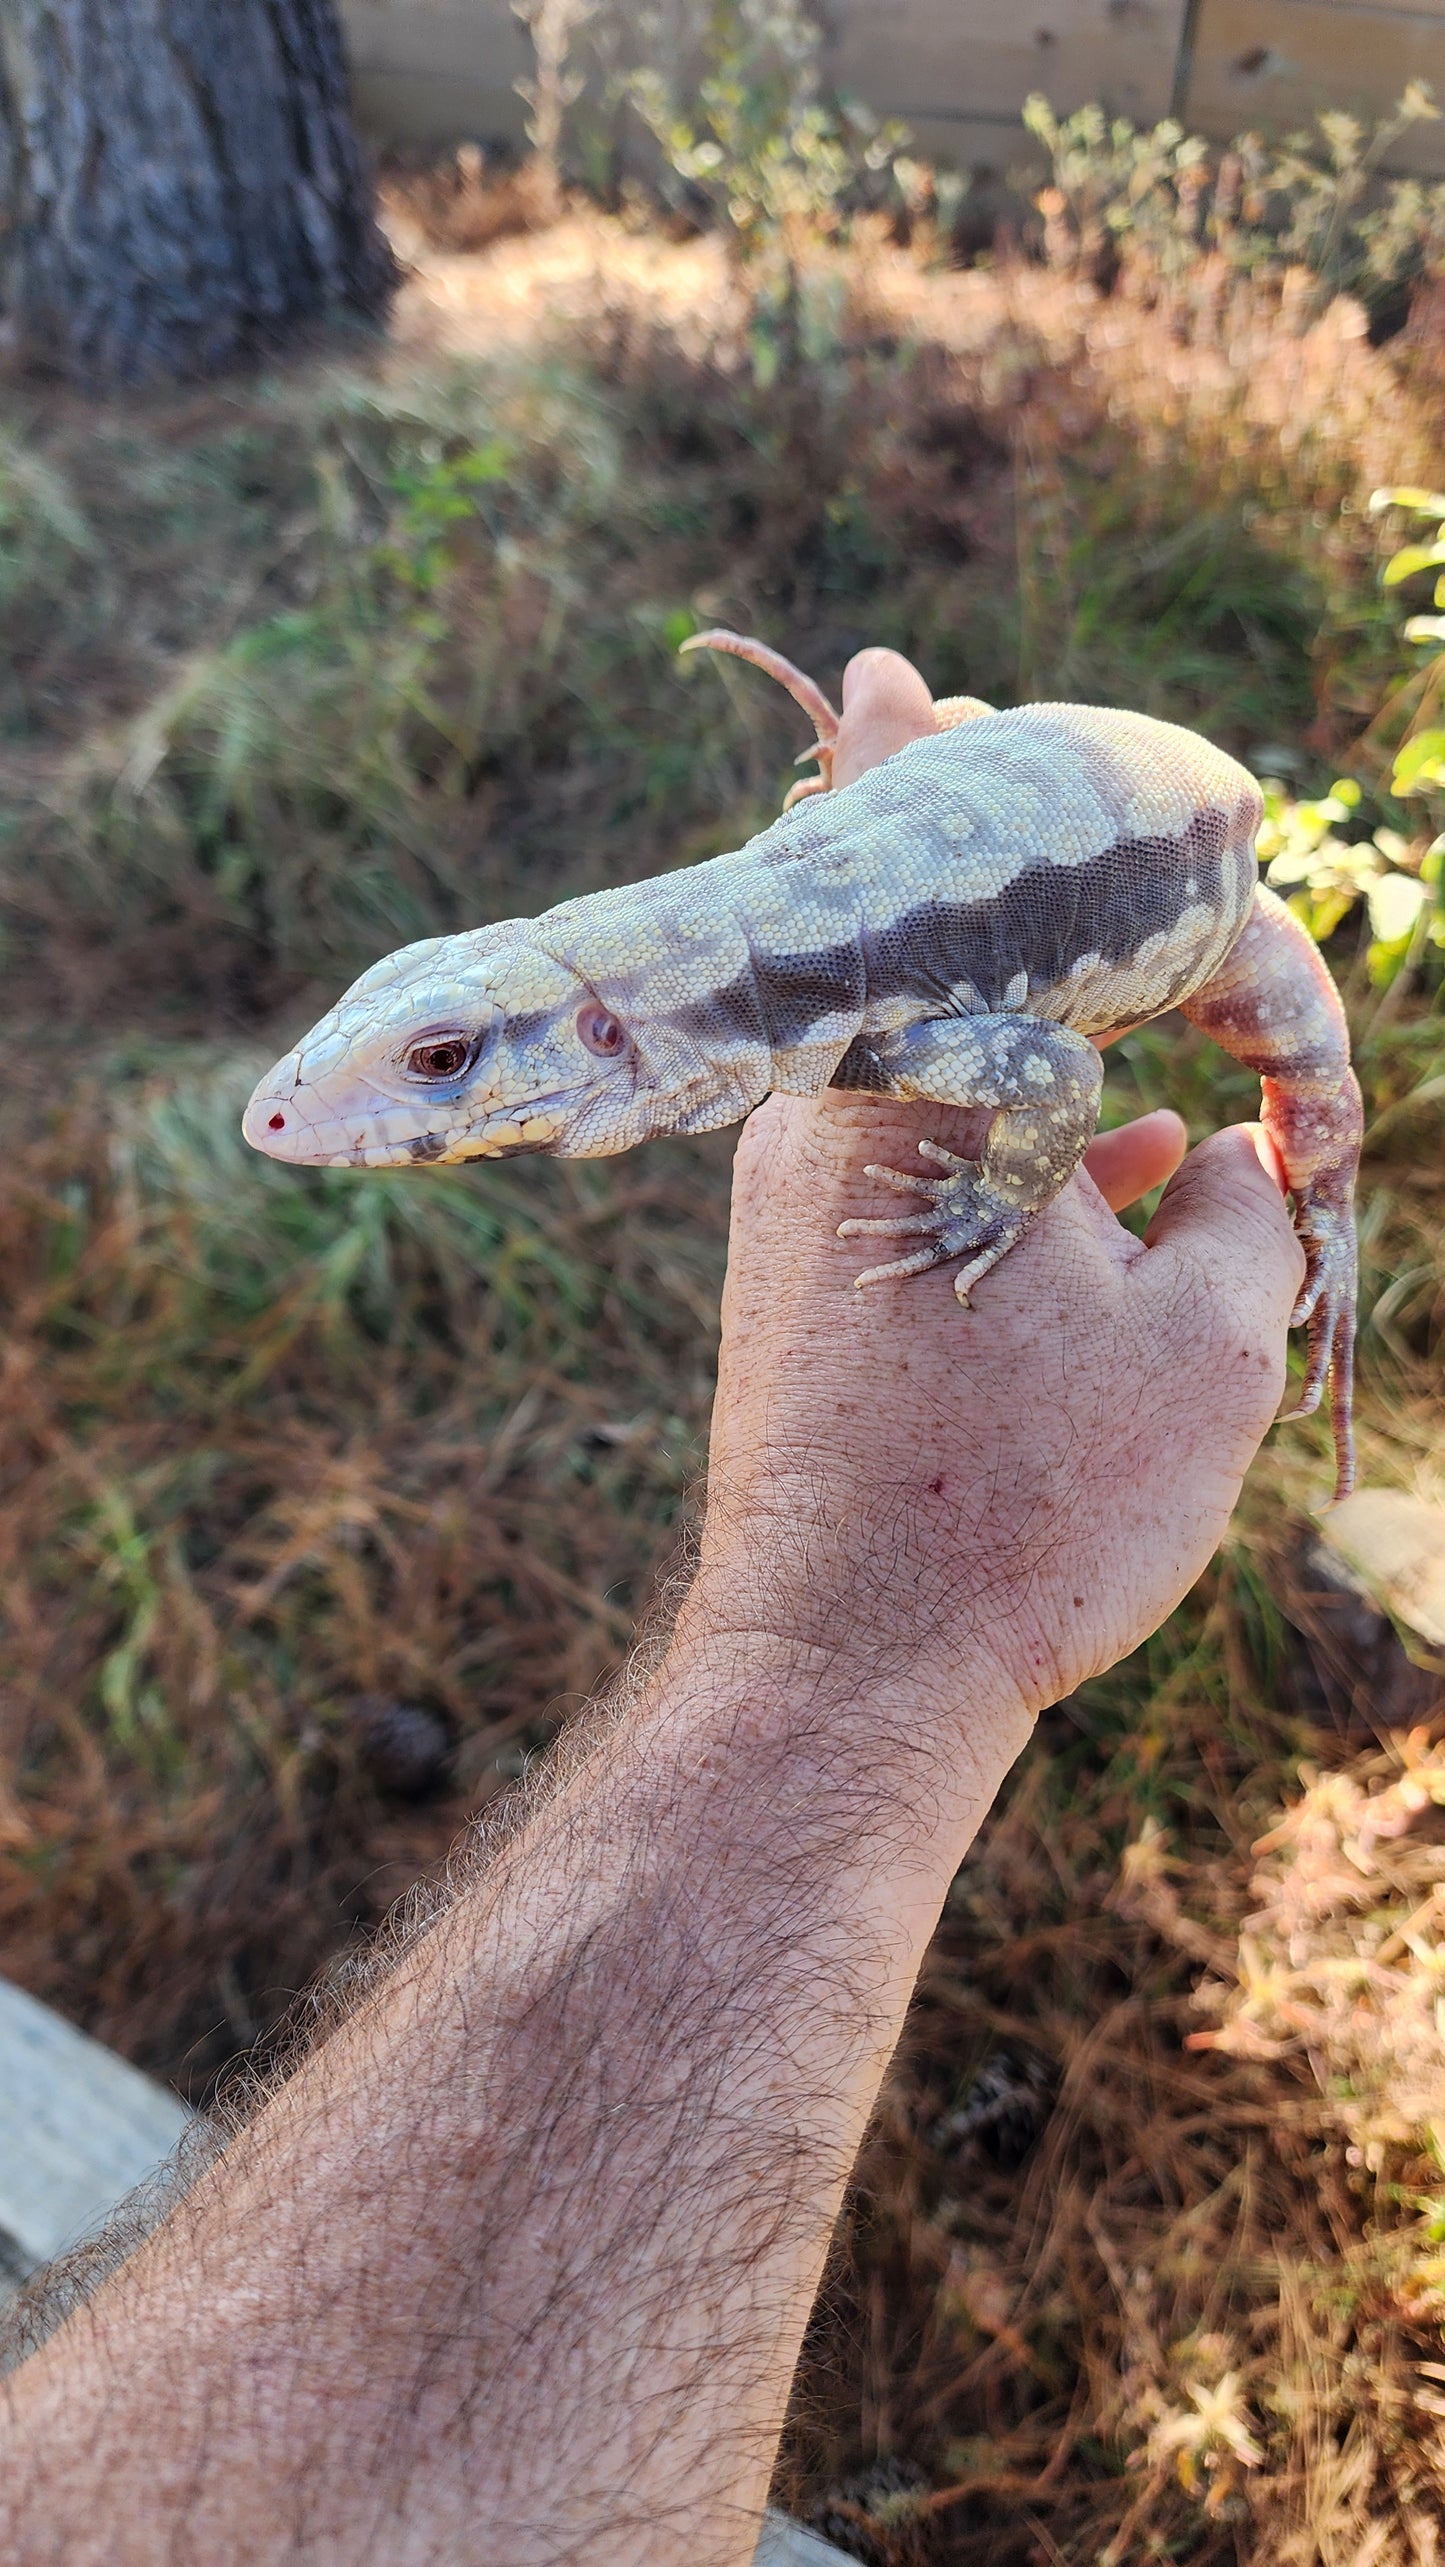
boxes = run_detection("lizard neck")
[534,827,870,1135]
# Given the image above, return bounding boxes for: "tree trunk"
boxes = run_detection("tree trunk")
[0,0,397,384]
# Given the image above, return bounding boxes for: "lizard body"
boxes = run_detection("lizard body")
[244,637,1362,1497]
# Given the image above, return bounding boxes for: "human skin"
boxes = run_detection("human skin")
[0,652,1304,2567]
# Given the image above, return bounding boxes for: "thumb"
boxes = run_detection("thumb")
[1140,1124,1307,1485]
[832,649,937,789]
[1144,1123,1304,1325]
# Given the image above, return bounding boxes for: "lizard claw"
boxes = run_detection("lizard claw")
[781,773,832,811]
[838,1141,1027,1304]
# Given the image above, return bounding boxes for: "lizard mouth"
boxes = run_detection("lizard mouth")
[241,1070,568,1168]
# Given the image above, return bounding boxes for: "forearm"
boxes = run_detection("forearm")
[0,1626,1031,2567]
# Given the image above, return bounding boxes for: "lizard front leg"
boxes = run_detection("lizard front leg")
[1179,884,1361,1501]
[834,1016,1104,1303]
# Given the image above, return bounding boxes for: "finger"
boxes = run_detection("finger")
[1248,1120,1289,1194]
[832,648,937,789]
[1082,1109,1187,1213]
[1143,1122,1303,1311]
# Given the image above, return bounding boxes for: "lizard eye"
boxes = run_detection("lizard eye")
[577,1003,626,1058]
[404,1031,478,1081]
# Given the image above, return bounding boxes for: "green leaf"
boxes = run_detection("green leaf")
[1369,485,1445,518]
[1310,890,1356,944]
[1265,847,1322,886]
[1367,930,1415,987]
[1392,728,1445,792]
[1383,540,1445,585]
[1366,870,1429,943]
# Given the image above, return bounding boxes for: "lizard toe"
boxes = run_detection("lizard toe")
[1281,1195,1357,1500]
[851,1243,953,1287]
[841,1146,1029,1302]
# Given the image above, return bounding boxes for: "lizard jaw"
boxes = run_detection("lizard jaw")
[241,1055,568,1168]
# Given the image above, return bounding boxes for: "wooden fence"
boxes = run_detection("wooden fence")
[342,0,1445,176]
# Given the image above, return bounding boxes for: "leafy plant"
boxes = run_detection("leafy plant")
[10,399,592,993]
[1257,773,1440,983]
[372,439,510,597]
[1023,85,1445,321]
[1254,483,1445,987]
[627,0,905,379]
[102,434,514,964]
[512,0,598,207]
[1023,94,1215,288]
[1269,88,1442,302]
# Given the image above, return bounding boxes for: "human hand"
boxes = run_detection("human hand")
[685,649,1304,1744]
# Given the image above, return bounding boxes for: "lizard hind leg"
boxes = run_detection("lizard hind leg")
[679,629,840,802]
[836,1016,1105,1305]
[679,634,998,808]
[1179,886,1362,1503]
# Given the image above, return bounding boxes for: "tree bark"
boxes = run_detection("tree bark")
[0,0,397,384]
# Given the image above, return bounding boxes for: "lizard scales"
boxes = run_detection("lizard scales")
[245,637,1362,1499]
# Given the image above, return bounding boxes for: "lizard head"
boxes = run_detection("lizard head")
[241,928,663,1168]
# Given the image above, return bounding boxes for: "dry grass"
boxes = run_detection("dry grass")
[774,1525,1445,2565]
[0,1062,727,2081]
[0,181,1441,2559]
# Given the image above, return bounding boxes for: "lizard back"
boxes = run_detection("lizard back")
[704,700,1263,1066]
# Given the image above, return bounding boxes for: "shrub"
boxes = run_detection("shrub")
[1023,86,1445,326]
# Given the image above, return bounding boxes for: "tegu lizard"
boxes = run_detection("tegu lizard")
[243,631,1362,1499]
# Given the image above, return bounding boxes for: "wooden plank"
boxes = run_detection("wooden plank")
[1330,0,1445,20]
[0,1977,189,2289]
[828,0,1190,129]
[754,2512,854,2566]
[1183,0,1445,170]
[344,1,527,148]
[339,0,1191,154]
[340,0,1442,177]
[0,1973,848,2555]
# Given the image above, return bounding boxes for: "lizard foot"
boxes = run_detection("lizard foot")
[1282,1194,1357,1499]
[838,1140,1028,1305]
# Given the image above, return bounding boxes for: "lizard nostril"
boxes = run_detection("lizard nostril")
[268,1112,286,1131]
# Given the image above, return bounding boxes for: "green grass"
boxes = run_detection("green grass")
[0,298,1364,1021]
